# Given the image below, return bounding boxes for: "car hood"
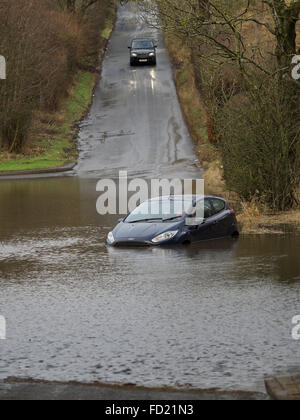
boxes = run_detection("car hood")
[131,49,154,54]
[113,221,183,240]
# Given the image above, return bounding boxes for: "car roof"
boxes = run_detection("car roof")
[148,195,226,202]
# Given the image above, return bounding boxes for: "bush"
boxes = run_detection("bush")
[0,0,111,153]
[216,79,300,211]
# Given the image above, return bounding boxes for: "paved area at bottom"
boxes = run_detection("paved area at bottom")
[0,379,267,400]
[265,375,300,400]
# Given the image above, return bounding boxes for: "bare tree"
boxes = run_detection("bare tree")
[134,0,300,79]
[268,0,300,69]
[0,0,103,152]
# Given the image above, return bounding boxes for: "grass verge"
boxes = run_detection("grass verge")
[0,72,95,172]
[0,6,116,173]
[164,35,225,196]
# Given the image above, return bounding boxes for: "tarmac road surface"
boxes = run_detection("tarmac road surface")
[76,4,201,180]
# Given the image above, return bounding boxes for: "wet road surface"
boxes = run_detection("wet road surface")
[0,4,300,394]
[76,5,201,179]
[0,378,266,400]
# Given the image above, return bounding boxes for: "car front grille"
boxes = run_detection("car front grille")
[115,241,150,247]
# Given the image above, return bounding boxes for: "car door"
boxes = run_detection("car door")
[210,198,231,238]
[190,198,216,242]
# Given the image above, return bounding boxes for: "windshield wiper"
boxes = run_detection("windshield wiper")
[162,216,182,222]
[129,218,163,223]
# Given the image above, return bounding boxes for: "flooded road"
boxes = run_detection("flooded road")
[1,5,300,393]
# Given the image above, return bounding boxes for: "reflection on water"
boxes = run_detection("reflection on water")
[1,177,300,391]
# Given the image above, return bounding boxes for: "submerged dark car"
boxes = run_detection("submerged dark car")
[107,195,239,247]
[129,39,157,66]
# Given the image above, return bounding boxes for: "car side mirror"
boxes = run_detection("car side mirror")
[128,46,131,49]
[118,218,124,223]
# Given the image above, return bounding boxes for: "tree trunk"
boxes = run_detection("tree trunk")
[273,0,300,72]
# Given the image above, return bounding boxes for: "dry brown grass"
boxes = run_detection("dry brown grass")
[237,199,262,233]
[237,198,300,234]
[165,36,208,145]
[202,166,225,195]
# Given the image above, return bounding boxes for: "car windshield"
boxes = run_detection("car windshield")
[132,40,153,49]
[125,199,192,223]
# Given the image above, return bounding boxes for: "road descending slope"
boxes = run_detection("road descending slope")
[77,4,201,179]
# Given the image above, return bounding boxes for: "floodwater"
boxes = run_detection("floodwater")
[0,5,300,393]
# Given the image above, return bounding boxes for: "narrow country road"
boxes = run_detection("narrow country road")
[77,4,201,179]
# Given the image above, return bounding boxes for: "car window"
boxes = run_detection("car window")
[195,199,214,219]
[211,199,226,215]
[125,199,188,223]
[132,40,153,49]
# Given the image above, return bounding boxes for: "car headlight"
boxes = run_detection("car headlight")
[107,232,115,244]
[152,231,178,243]
[131,53,137,57]
[149,53,155,56]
